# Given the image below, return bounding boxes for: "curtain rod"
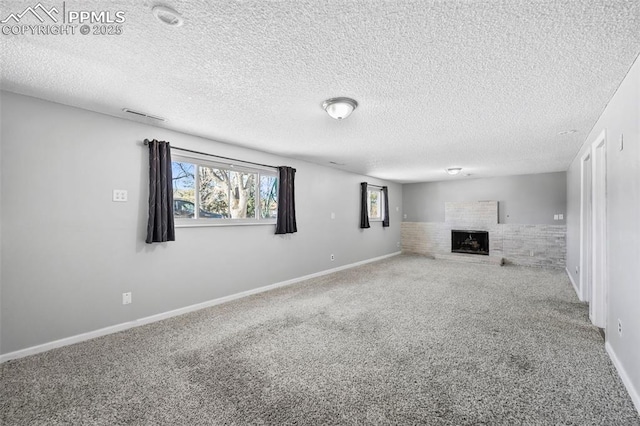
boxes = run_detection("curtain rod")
[143,139,291,171]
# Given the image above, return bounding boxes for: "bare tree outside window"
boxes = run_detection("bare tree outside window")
[368,190,380,219]
[199,166,230,217]
[260,175,278,219]
[171,158,277,222]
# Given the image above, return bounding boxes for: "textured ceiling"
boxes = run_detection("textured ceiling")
[1,0,639,183]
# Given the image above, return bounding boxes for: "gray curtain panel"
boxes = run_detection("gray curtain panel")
[360,182,370,229]
[275,166,297,234]
[382,186,390,227]
[145,139,175,243]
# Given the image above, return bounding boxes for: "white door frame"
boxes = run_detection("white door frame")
[579,151,592,302]
[590,130,607,328]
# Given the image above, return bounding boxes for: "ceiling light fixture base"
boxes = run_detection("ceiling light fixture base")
[322,97,358,120]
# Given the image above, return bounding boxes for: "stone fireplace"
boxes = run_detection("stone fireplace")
[451,230,489,255]
[401,200,567,268]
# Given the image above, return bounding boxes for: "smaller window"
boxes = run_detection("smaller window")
[367,188,383,221]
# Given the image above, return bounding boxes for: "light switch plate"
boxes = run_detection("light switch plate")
[113,189,128,202]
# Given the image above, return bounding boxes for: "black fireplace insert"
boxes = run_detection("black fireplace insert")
[451,230,489,255]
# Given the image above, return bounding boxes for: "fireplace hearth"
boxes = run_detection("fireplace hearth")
[451,230,489,255]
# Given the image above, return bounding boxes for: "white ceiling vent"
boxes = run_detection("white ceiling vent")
[122,108,166,122]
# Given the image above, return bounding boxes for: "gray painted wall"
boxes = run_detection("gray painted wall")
[402,172,567,224]
[0,91,402,355]
[566,57,640,408]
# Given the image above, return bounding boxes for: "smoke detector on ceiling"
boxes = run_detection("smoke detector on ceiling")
[152,6,184,27]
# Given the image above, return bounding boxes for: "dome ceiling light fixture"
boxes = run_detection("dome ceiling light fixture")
[152,5,184,27]
[322,97,358,120]
[446,167,463,175]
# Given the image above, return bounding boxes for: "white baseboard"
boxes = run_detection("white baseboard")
[0,251,401,363]
[565,267,581,300]
[606,341,640,416]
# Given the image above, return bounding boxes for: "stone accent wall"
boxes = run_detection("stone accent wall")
[501,224,566,268]
[401,222,566,269]
[445,201,498,227]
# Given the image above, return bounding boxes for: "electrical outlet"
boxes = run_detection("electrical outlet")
[559,214,564,220]
[122,292,132,305]
[618,319,622,336]
[113,189,128,202]
[403,214,407,219]
[330,254,335,261]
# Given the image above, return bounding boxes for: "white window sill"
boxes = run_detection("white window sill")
[175,220,276,228]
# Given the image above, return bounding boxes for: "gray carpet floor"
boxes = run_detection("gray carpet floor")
[1,255,638,425]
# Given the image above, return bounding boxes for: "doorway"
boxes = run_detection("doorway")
[590,130,607,329]
[579,152,592,303]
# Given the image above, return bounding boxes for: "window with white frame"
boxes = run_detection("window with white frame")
[171,154,278,225]
[367,187,383,221]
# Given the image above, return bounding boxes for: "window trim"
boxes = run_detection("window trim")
[172,153,278,227]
